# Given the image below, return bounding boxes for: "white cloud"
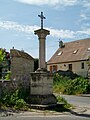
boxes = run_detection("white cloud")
[83,0,90,9]
[79,13,90,25]
[77,29,90,35]
[0,20,39,34]
[14,0,78,6]
[80,13,88,20]
[48,28,75,38]
[0,20,90,40]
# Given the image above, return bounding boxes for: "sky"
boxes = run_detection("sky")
[0,0,90,61]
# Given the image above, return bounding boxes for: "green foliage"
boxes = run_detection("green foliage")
[65,77,90,95]
[56,96,72,109]
[0,49,5,63]
[53,73,90,95]
[0,48,11,80]
[4,71,11,80]
[10,90,19,105]
[53,73,71,93]
[1,92,12,106]
[14,99,26,109]
[0,88,29,110]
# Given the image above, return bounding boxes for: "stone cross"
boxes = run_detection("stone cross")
[30,12,57,105]
[38,12,46,29]
[34,12,50,70]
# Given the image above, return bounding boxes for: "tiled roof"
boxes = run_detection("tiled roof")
[47,38,90,64]
[10,49,34,60]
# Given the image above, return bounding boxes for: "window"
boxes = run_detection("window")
[49,65,57,73]
[57,51,62,56]
[73,49,78,54]
[81,63,84,69]
[87,48,90,51]
[53,65,57,72]
[50,66,52,72]
[68,64,72,71]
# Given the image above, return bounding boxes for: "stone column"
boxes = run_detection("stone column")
[34,29,50,70]
[29,12,57,105]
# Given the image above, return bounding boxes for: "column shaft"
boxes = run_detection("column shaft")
[39,38,45,69]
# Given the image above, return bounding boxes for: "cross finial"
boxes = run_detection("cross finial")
[38,12,46,29]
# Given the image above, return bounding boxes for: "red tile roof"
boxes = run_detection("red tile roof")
[47,38,90,64]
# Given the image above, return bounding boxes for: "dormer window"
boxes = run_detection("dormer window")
[87,48,90,51]
[73,49,78,54]
[57,51,62,56]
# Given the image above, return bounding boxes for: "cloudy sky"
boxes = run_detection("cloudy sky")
[0,0,90,60]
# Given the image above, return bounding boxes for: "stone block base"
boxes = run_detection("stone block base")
[29,94,57,105]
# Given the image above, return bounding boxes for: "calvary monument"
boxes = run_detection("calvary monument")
[30,12,57,105]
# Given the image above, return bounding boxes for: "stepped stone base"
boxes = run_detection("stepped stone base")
[29,94,57,105]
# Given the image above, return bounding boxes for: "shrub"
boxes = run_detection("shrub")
[53,73,90,95]
[14,99,26,110]
[5,71,11,80]
[53,73,71,93]
[65,77,90,95]
[1,88,29,110]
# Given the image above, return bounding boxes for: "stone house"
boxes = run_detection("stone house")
[47,38,90,78]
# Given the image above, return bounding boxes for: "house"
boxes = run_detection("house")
[47,38,90,77]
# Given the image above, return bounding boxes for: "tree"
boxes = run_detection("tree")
[0,48,11,79]
[0,49,5,64]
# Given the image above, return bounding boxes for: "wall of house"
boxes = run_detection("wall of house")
[47,61,89,77]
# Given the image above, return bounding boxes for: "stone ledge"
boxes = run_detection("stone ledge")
[29,94,57,105]
[29,103,64,110]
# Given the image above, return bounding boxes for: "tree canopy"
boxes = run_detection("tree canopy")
[0,49,5,64]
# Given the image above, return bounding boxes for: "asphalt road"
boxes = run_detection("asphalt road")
[0,114,90,120]
[59,94,90,108]
[0,95,90,120]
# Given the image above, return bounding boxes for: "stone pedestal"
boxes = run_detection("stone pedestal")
[30,69,57,105]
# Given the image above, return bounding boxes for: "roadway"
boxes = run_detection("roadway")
[0,95,90,120]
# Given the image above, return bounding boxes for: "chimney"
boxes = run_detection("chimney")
[59,40,64,48]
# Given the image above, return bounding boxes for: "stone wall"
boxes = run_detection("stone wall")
[0,49,34,97]
[11,57,33,88]
[10,49,34,89]
[0,80,17,98]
